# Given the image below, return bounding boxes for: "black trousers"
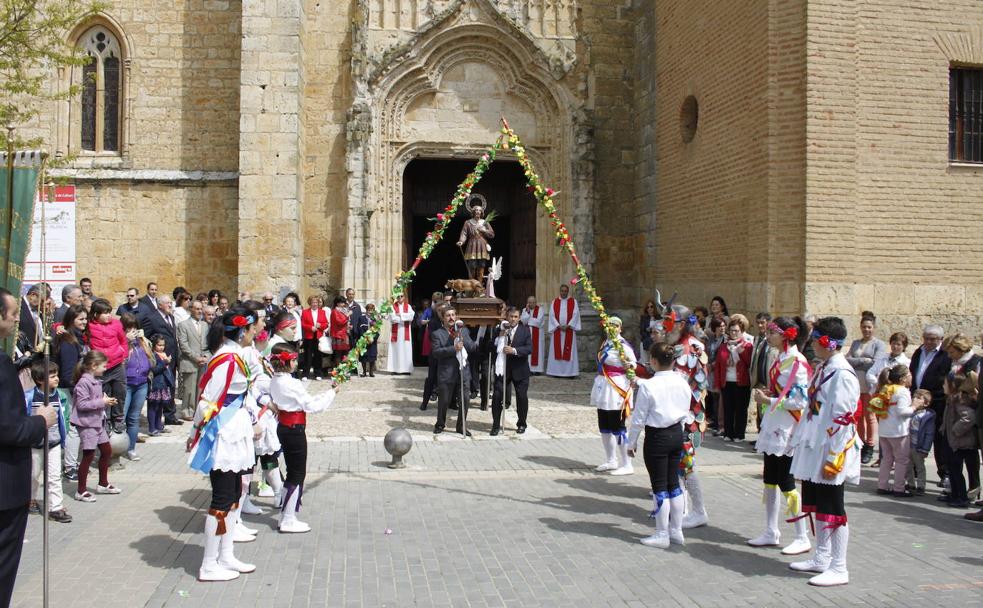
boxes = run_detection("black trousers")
[208,470,241,511]
[934,427,953,480]
[301,338,322,378]
[102,363,127,426]
[277,424,308,486]
[491,373,529,429]
[947,448,981,503]
[763,454,796,492]
[436,372,469,432]
[722,382,751,440]
[643,424,684,495]
[0,506,29,608]
[421,357,438,406]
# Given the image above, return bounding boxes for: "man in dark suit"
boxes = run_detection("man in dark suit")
[490,307,532,435]
[0,287,58,607]
[139,281,160,313]
[142,294,181,425]
[430,306,476,436]
[420,294,451,410]
[18,284,46,355]
[908,324,952,482]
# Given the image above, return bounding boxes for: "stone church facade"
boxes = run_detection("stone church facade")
[26,0,983,345]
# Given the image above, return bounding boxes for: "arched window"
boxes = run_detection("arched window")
[75,25,123,153]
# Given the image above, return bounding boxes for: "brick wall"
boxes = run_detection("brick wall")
[804,0,983,340]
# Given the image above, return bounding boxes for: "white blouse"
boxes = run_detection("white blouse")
[627,371,694,450]
[270,373,337,414]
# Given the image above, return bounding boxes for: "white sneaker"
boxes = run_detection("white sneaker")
[236,521,258,536]
[808,568,849,586]
[681,510,708,529]
[781,537,812,555]
[789,558,828,573]
[609,464,634,476]
[668,530,685,545]
[124,451,141,462]
[746,531,781,547]
[199,562,240,582]
[640,533,670,548]
[232,524,256,543]
[595,461,617,472]
[257,482,274,498]
[278,519,311,534]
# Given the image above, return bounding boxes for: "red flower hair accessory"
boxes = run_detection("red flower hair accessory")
[232,315,250,327]
[270,351,298,362]
[783,327,798,341]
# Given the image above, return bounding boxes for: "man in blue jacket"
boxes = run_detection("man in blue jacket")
[0,287,58,608]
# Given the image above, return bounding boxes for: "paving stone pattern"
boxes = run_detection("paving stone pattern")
[10,375,983,607]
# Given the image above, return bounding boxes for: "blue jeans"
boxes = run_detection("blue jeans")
[124,383,149,451]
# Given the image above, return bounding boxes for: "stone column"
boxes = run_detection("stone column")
[237,0,304,293]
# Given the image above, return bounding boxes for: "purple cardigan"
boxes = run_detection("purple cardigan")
[70,373,106,429]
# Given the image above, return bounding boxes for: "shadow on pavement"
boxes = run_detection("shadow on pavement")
[538,517,638,543]
[521,455,594,470]
[129,533,201,577]
[849,494,982,538]
[684,525,803,579]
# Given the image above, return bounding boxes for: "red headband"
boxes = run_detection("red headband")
[270,351,298,363]
[275,318,297,331]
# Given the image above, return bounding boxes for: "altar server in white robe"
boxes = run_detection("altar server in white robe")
[385,294,415,374]
[547,285,581,378]
[521,296,548,374]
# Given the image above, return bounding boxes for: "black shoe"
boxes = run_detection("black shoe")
[876,488,893,496]
[48,509,72,523]
[164,419,183,426]
[947,500,971,509]
[490,427,501,436]
[419,403,428,411]
[516,425,527,434]
[893,490,914,498]
[915,487,926,496]
[369,372,375,377]
[457,430,473,437]
[433,425,443,434]
[64,468,78,482]
[469,390,478,400]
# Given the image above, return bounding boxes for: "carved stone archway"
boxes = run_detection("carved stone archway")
[344,0,590,304]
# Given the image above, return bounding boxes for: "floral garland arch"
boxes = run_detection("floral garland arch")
[329,118,636,386]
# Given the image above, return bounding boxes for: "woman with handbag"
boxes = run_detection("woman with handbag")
[300,295,328,380]
[328,296,351,370]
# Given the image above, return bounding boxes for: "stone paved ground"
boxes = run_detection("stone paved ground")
[11,373,983,608]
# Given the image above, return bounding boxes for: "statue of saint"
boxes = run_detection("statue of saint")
[457,194,495,284]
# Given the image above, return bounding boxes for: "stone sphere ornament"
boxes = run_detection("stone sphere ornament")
[383,428,413,469]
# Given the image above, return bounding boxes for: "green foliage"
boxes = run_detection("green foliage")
[0,0,104,148]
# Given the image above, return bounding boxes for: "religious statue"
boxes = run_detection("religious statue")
[457,194,495,284]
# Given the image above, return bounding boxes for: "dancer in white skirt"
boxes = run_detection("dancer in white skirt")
[187,307,263,582]
[749,316,813,555]
[788,317,861,587]
[591,317,637,476]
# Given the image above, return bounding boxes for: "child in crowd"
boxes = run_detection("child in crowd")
[121,313,153,457]
[356,303,380,377]
[71,351,121,502]
[146,335,174,437]
[27,361,72,523]
[906,389,935,496]
[872,365,915,497]
[268,343,336,533]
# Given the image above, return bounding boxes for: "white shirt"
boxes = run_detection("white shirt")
[270,373,336,413]
[627,371,694,449]
[878,386,915,438]
[915,345,939,388]
[173,307,190,324]
[866,353,911,392]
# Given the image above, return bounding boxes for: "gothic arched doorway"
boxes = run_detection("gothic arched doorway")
[401,158,537,307]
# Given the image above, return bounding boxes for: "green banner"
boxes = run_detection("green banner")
[0,151,42,355]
